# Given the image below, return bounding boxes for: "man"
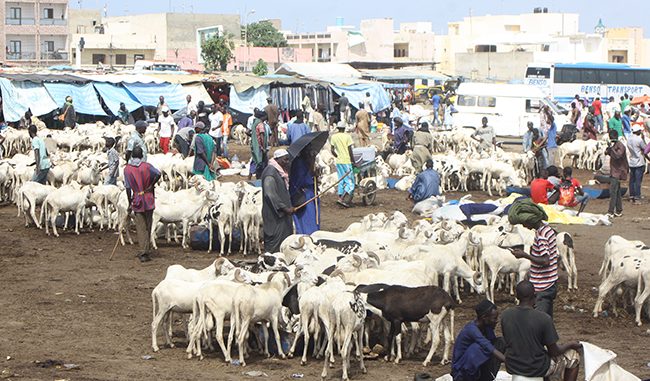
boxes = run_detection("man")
[627,125,649,203]
[173,124,194,158]
[363,92,373,114]
[222,107,233,158]
[452,300,506,381]
[392,118,411,154]
[604,96,619,123]
[522,121,535,152]
[158,106,176,154]
[407,159,441,203]
[546,117,558,166]
[264,97,280,147]
[250,110,269,180]
[530,168,558,205]
[60,96,76,129]
[178,110,195,130]
[331,123,355,207]
[156,95,168,117]
[126,120,148,162]
[287,111,310,144]
[509,201,560,317]
[208,105,224,156]
[431,91,442,126]
[123,146,161,263]
[103,137,119,185]
[592,96,603,132]
[261,149,294,253]
[411,123,434,172]
[621,107,632,138]
[29,124,50,184]
[338,92,350,124]
[607,110,623,138]
[186,94,197,115]
[473,117,495,152]
[620,93,630,115]
[559,166,589,215]
[595,129,628,218]
[355,102,371,147]
[117,102,132,125]
[501,281,582,381]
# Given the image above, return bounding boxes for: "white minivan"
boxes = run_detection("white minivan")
[453,82,568,137]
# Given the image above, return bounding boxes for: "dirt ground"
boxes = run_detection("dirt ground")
[2,143,650,380]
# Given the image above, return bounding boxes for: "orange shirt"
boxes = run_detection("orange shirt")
[222,113,233,135]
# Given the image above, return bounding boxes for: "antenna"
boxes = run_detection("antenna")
[103,2,108,17]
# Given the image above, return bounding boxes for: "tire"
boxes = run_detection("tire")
[362,180,377,206]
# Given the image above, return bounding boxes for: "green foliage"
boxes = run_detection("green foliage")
[201,33,235,71]
[252,59,269,76]
[246,20,287,47]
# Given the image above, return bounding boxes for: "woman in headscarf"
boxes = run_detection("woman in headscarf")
[117,102,132,125]
[289,147,320,234]
[60,96,76,129]
[411,122,434,173]
[191,122,217,181]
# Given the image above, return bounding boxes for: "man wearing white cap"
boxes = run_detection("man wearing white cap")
[158,106,176,154]
[261,149,294,253]
[627,124,649,204]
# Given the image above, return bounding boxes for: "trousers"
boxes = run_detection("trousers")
[134,209,154,255]
[535,283,557,318]
[629,166,644,199]
[595,174,623,213]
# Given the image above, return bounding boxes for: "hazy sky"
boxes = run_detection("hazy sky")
[80,0,648,36]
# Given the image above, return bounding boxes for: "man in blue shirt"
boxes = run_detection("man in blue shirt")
[621,107,632,138]
[452,300,506,381]
[431,91,442,126]
[522,121,535,152]
[408,159,441,202]
[546,120,558,167]
[286,111,310,144]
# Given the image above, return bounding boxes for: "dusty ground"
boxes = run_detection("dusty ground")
[1,142,650,381]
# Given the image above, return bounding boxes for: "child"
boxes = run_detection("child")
[102,137,120,185]
[559,166,589,215]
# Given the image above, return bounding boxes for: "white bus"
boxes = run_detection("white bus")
[524,62,650,105]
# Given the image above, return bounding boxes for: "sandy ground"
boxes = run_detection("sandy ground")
[1,142,650,381]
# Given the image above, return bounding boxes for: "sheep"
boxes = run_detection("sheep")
[237,187,263,256]
[593,250,649,318]
[479,245,531,302]
[40,184,92,237]
[16,181,55,228]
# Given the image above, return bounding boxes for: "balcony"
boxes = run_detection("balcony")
[7,52,36,60]
[6,17,35,25]
[40,18,67,26]
[41,51,69,61]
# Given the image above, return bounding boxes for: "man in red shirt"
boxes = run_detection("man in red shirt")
[124,146,161,262]
[530,169,558,204]
[592,96,603,133]
[558,166,589,214]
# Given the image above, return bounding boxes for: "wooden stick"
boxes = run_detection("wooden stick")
[295,169,352,211]
[109,231,121,261]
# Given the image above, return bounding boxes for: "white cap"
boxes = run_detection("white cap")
[273,149,289,159]
[632,124,643,133]
[162,106,170,112]
[624,106,631,113]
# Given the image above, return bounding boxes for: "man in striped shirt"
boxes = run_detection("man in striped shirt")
[510,220,559,318]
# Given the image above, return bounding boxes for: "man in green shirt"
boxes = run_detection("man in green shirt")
[29,125,51,184]
[607,110,623,138]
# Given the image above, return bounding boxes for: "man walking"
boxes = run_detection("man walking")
[627,125,649,203]
[124,146,161,263]
[592,96,603,132]
[355,102,371,147]
[264,97,280,147]
[261,149,294,253]
[331,123,355,207]
[431,91,442,126]
[29,124,50,184]
[157,106,175,154]
[501,281,582,381]
[338,92,350,125]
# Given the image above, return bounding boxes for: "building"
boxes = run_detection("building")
[0,0,69,65]
[285,18,437,68]
[69,11,241,70]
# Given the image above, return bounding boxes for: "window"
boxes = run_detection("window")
[457,95,476,107]
[134,54,145,62]
[554,68,580,83]
[478,96,496,107]
[635,70,650,86]
[617,70,634,84]
[581,69,598,83]
[599,70,618,84]
[9,41,21,53]
[526,99,542,113]
[92,54,106,64]
[44,41,54,52]
[115,54,127,65]
[475,45,496,52]
[43,8,54,19]
[525,67,550,79]
[9,7,21,19]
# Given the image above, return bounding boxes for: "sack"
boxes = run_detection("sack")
[558,180,578,207]
[508,198,548,226]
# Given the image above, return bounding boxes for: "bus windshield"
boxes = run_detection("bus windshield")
[525,67,551,79]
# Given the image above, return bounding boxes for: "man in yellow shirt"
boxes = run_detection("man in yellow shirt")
[330,123,355,207]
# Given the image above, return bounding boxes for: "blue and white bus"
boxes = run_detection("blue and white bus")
[524,62,650,105]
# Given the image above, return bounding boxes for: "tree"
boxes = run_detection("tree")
[201,34,235,71]
[252,59,269,76]
[246,20,287,47]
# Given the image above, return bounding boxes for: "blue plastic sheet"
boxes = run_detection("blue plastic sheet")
[123,83,186,110]
[229,85,270,114]
[0,78,58,121]
[44,82,107,116]
[331,83,391,112]
[93,82,142,114]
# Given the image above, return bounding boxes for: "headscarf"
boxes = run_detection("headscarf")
[507,198,548,226]
[268,157,289,189]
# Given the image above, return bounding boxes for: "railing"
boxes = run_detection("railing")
[40,18,67,26]
[6,52,37,60]
[6,17,35,25]
[41,51,69,60]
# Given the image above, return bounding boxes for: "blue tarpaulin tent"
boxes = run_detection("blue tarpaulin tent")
[0,78,58,121]
[93,82,142,114]
[330,83,391,112]
[229,85,270,114]
[123,83,186,110]
[44,82,107,116]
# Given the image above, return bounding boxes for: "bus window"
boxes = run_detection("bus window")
[478,96,496,107]
[599,70,617,84]
[618,70,634,85]
[556,68,580,83]
[526,67,550,78]
[581,70,598,83]
[635,70,650,86]
[458,95,477,106]
[526,99,541,113]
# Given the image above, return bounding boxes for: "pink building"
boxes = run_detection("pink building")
[229,46,313,72]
